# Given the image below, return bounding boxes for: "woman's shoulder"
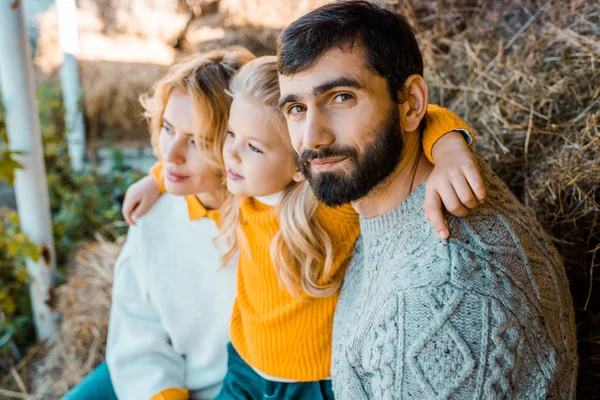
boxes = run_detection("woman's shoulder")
[136,193,188,225]
[121,194,221,275]
[131,194,219,248]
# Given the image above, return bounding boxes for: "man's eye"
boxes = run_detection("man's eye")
[249,143,263,154]
[334,93,353,103]
[288,105,306,115]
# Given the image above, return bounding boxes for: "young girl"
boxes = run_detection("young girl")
[124,55,484,399]
[66,47,255,400]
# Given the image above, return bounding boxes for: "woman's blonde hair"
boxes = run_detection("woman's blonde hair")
[219,56,340,299]
[140,47,256,181]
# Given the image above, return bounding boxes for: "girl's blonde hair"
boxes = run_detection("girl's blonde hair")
[140,47,256,181]
[219,56,340,299]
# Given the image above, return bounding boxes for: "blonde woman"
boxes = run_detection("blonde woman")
[126,56,483,399]
[61,47,255,400]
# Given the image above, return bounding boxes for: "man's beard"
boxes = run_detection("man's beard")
[298,106,404,207]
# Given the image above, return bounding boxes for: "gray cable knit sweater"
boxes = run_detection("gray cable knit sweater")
[332,162,578,399]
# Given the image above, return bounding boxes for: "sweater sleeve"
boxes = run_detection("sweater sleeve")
[149,162,167,194]
[106,225,186,399]
[361,284,555,399]
[422,104,475,164]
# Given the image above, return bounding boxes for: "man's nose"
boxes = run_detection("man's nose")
[303,108,335,150]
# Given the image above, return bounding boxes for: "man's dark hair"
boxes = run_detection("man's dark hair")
[277,1,423,103]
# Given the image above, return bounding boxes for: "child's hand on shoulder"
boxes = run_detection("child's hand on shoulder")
[424,131,487,240]
[122,175,162,225]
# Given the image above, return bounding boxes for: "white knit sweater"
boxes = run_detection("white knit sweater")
[106,194,237,400]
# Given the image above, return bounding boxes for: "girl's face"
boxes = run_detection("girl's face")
[223,96,302,197]
[159,89,222,196]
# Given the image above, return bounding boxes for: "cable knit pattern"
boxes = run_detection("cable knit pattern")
[332,160,578,399]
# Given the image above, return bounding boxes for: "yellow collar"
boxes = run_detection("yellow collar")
[185,195,220,224]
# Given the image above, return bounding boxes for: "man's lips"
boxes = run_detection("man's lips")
[309,157,348,172]
[226,168,244,181]
[165,169,189,183]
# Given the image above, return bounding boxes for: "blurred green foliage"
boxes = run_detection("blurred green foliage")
[0,81,143,367]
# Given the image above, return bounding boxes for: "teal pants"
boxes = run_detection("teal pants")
[215,343,335,400]
[61,361,118,400]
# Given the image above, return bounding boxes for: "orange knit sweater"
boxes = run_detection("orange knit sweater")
[229,199,359,381]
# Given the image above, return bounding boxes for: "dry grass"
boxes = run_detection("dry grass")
[29,238,120,399]
[219,0,330,28]
[0,238,122,399]
[3,0,598,397]
[80,60,167,147]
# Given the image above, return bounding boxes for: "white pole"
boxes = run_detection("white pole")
[0,0,58,340]
[55,0,86,171]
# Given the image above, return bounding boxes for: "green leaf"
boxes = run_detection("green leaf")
[0,151,24,186]
[21,241,40,262]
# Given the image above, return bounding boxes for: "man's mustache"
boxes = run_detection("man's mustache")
[298,146,358,164]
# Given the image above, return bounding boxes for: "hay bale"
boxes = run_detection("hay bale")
[186,22,280,56]
[219,0,331,28]
[80,61,167,146]
[28,238,122,399]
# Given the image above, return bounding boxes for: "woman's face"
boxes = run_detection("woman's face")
[158,89,222,197]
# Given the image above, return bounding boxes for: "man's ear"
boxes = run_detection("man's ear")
[292,169,305,183]
[398,74,428,133]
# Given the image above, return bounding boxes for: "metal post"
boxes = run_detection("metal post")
[55,0,86,171]
[0,0,58,340]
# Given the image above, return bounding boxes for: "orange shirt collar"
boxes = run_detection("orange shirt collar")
[184,195,220,223]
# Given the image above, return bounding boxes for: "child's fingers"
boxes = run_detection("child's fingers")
[132,198,152,221]
[452,175,480,210]
[463,164,487,202]
[122,195,139,225]
[423,190,449,240]
[437,182,470,217]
